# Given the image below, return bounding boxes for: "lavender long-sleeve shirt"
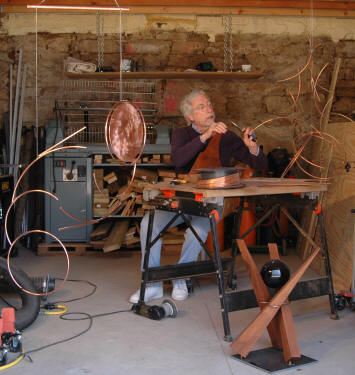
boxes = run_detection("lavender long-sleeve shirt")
[171,125,268,174]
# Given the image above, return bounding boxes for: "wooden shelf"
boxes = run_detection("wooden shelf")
[64,71,264,80]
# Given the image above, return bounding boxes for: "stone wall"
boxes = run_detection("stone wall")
[0,13,354,156]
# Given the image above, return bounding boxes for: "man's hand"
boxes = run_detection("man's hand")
[243,127,259,154]
[200,122,227,142]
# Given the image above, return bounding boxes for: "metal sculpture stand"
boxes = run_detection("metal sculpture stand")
[231,240,318,372]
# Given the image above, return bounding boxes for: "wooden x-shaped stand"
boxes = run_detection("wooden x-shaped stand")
[231,239,320,366]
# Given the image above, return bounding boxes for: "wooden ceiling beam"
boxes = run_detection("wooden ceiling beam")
[1,1,355,10]
[1,1,355,17]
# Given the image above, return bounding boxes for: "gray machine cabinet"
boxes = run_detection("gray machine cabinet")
[44,152,92,243]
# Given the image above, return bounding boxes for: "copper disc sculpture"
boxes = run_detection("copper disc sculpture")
[105,101,146,165]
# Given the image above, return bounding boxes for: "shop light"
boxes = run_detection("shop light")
[27,5,129,11]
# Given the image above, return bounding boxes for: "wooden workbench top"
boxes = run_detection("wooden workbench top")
[143,178,328,198]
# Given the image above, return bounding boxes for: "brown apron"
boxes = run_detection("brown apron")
[188,133,238,219]
[189,133,222,172]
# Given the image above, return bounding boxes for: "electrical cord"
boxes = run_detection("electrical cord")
[20,277,131,362]
[23,308,131,362]
[40,304,67,315]
[23,312,93,359]
[50,278,97,304]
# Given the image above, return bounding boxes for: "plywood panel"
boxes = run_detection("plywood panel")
[322,122,355,291]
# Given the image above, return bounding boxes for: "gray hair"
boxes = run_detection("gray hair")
[180,90,209,124]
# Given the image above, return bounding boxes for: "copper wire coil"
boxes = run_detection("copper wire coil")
[196,172,241,189]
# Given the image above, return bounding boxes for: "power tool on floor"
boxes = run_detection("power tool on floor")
[132,299,178,320]
[0,308,22,366]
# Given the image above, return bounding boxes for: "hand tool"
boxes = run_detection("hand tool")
[231,121,257,142]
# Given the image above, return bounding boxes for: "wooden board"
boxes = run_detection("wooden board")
[103,220,129,253]
[320,122,355,290]
[90,222,113,241]
[143,178,327,198]
[231,247,320,358]
[37,242,104,256]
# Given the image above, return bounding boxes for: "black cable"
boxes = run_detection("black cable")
[24,309,131,361]
[24,312,93,358]
[22,276,131,361]
[61,309,132,320]
[50,278,97,304]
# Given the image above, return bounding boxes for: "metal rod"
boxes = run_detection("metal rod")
[10,48,22,174]
[9,64,13,160]
[14,64,27,184]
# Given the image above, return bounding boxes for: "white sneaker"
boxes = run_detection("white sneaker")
[129,284,163,304]
[172,279,188,301]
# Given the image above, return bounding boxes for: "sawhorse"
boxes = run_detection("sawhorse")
[135,198,235,341]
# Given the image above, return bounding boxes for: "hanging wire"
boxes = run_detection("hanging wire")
[35,8,38,156]
[34,0,47,158]
[223,15,228,72]
[114,0,123,100]
[96,12,105,72]
[229,10,233,72]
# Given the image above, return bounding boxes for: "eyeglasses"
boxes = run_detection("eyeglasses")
[193,102,213,112]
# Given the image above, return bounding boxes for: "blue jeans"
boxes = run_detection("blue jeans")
[140,207,223,269]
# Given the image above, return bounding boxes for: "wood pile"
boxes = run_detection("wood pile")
[90,220,141,252]
[90,153,174,253]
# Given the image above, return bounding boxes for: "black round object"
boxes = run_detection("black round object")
[260,259,290,289]
[334,294,346,310]
[267,148,291,178]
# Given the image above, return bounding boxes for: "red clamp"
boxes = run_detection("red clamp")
[162,190,175,199]
[194,193,203,202]
[313,204,322,214]
[0,308,16,346]
[209,209,219,222]
[170,200,179,209]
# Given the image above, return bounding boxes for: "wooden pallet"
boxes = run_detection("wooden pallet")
[37,242,106,256]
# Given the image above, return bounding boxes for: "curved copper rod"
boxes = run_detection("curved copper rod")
[93,169,108,196]
[253,116,291,132]
[277,38,323,84]
[5,189,59,246]
[330,112,354,123]
[59,163,137,229]
[281,134,312,178]
[293,131,332,168]
[318,96,334,129]
[293,133,328,169]
[313,62,329,101]
[58,192,130,231]
[277,53,312,83]
[110,161,137,200]
[7,229,69,296]
[105,101,120,161]
[293,130,347,180]
[275,77,301,116]
[12,144,86,203]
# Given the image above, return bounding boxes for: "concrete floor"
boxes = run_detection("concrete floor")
[2,249,355,375]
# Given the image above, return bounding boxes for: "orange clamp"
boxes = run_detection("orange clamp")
[170,200,179,209]
[313,204,322,214]
[162,190,175,199]
[209,209,219,222]
[194,193,203,202]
